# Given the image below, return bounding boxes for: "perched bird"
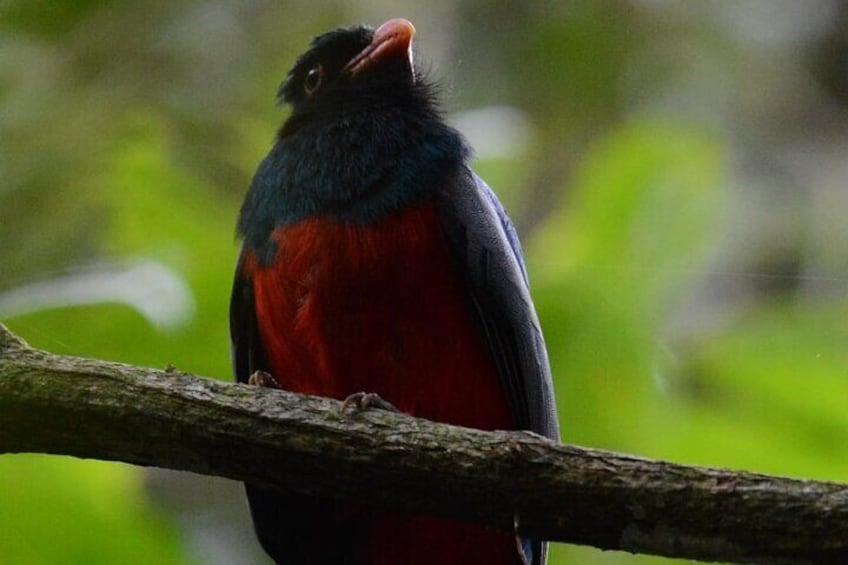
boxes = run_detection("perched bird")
[230,18,559,565]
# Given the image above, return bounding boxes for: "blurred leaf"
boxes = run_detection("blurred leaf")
[0,454,189,564]
[529,119,724,448]
[3,110,241,564]
[10,111,239,376]
[676,299,848,480]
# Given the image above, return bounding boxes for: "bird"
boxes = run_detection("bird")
[230,17,559,565]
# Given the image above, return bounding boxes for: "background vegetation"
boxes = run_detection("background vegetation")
[2,1,847,563]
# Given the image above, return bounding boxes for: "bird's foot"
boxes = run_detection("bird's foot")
[247,370,280,389]
[341,392,399,414]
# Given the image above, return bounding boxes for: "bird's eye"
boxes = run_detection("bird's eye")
[303,64,324,95]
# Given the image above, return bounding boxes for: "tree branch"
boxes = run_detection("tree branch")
[0,323,845,563]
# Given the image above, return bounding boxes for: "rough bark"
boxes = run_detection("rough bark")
[0,323,845,563]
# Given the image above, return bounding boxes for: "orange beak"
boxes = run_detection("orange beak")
[344,18,416,78]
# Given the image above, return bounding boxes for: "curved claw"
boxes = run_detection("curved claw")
[247,370,281,389]
[341,392,399,414]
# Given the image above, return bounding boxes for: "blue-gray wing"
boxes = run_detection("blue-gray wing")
[437,169,559,440]
[437,170,559,565]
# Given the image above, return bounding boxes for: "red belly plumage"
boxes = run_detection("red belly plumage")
[243,200,518,562]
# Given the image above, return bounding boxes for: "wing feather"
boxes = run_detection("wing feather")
[437,170,559,565]
[437,170,559,440]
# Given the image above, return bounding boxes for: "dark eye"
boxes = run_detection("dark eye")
[304,64,324,95]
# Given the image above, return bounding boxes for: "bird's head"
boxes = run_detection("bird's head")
[237,18,466,242]
[277,18,420,134]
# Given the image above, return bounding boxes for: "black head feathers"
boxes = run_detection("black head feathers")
[275,19,425,136]
[238,18,469,249]
[277,24,373,107]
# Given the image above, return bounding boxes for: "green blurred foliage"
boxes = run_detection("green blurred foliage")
[0,455,186,564]
[2,1,847,563]
[532,120,724,450]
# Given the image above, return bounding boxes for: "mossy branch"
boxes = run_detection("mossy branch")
[0,323,845,563]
